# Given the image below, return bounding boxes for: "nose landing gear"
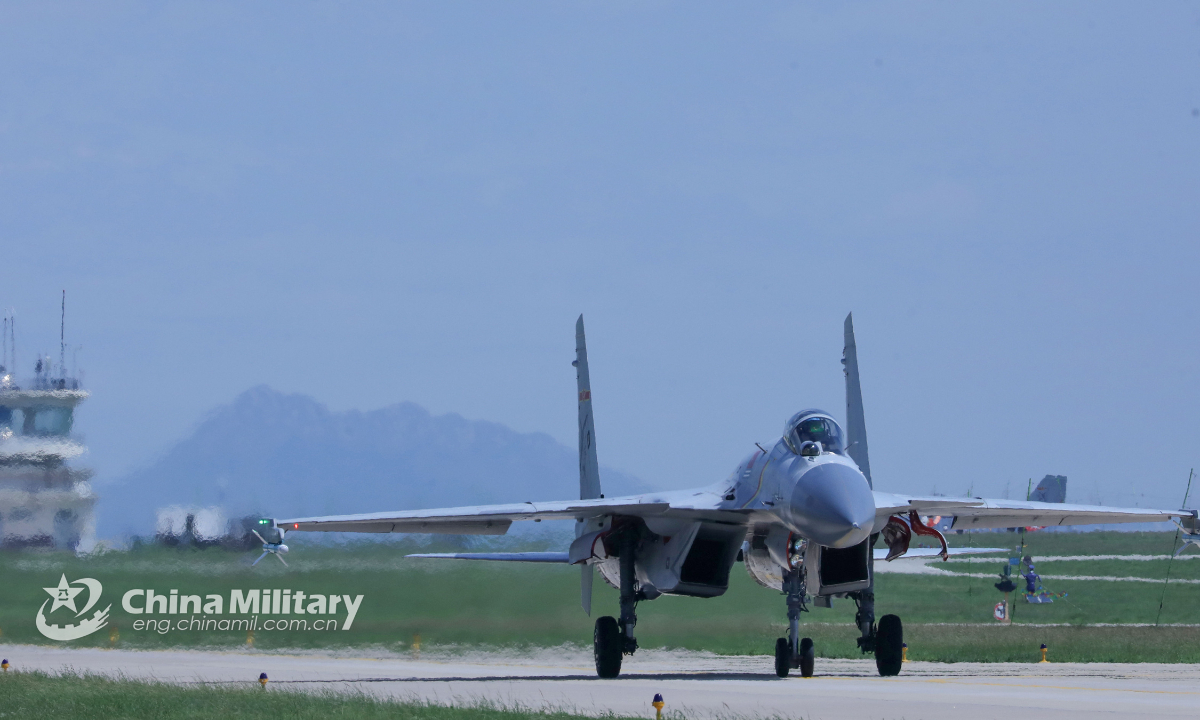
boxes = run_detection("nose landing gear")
[774,566,815,677]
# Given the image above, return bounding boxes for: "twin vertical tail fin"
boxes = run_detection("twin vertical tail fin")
[575,315,602,615]
[576,315,602,502]
[842,313,873,489]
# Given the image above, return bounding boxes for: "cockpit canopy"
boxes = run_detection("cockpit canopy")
[783,410,845,455]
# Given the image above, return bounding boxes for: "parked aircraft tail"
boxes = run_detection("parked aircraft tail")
[1029,475,1067,503]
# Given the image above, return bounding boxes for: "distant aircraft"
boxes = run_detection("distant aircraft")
[277,314,1193,678]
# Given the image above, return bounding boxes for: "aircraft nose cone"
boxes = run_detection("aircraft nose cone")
[788,461,875,548]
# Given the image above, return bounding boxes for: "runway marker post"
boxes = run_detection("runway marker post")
[902,643,908,662]
[652,693,664,720]
[1039,643,1048,663]
[259,672,268,688]
[1,659,8,672]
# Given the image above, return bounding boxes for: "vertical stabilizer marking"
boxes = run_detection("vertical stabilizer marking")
[575,315,603,616]
[843,313,873,488]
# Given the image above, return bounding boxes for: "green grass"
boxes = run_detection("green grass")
[0,671,636,720]
[2,531,1198,662]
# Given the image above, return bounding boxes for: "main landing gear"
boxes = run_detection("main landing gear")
[851,534,903,677]
[874,614,903,676]
[774,566,814,678]
[594,529,640,678]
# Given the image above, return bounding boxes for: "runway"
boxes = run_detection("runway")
[3,643,1199,720]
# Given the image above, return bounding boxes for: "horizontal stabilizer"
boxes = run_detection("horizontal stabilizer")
[406,552,570,563]
[876,546,1007,560]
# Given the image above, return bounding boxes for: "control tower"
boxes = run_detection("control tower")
[0,358,95,551]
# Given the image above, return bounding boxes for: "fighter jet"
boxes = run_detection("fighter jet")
[277,314,1194,678]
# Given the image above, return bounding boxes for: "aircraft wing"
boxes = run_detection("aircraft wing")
[407,552,571,562]
[277,490,757,535]
[873,491,1192,530]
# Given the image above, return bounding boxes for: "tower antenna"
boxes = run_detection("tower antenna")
[60,290,66,379]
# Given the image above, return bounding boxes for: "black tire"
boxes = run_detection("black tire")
[594,616,623,678]
[774,637,790,677]
[875,614,903,677]
[799,637,815,678]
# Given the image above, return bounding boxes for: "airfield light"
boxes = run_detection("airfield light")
[259,672,268,688]
[1,659,8,672]
[1039,643,1048,663]
[652,694,664,720]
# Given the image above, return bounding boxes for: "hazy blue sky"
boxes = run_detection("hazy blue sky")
[2,2,1197,511]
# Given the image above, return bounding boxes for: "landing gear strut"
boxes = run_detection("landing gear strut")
[852,532,902,677]
[852,589,876,654]
[774,566,814,678]
[594,528,640,678]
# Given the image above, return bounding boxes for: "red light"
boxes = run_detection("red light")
[294,524,299,529]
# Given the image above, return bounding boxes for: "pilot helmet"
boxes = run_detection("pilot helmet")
[783,410,845,454]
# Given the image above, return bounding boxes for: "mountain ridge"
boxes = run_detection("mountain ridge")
[97,385,652,536]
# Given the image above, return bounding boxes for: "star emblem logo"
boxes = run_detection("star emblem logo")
[44,574,85,613]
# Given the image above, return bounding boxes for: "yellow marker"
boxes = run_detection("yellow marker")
[110,626,120,646]
[1039,643,1048,663]
[247,629,255,647]
[1,659,9,672]
[902,643,908,663]
[652,693,664,720]
[259,672,268,688]
[413,634,421,659]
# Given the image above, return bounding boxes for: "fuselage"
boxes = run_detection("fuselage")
[592,412,877,599]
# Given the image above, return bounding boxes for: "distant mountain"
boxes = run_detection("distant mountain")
[97,386,651,537]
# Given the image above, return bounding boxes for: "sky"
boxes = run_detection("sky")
[1,2,1198,511]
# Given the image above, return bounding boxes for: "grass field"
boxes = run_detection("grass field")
[0,671,630,720]
[2,530,1198,662]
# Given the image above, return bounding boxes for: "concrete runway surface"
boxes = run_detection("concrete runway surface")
[3,643,1198,720]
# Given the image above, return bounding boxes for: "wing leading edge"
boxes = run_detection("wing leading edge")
[277,489,761,535]
[401,547,1006,564]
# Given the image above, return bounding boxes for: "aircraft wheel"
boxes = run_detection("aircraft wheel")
[799,637,815,677]
[594,616,623,678]
[875,614,903,677]
[774,637,790,677]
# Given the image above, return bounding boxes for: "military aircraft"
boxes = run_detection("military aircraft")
[277,314,1194,678]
